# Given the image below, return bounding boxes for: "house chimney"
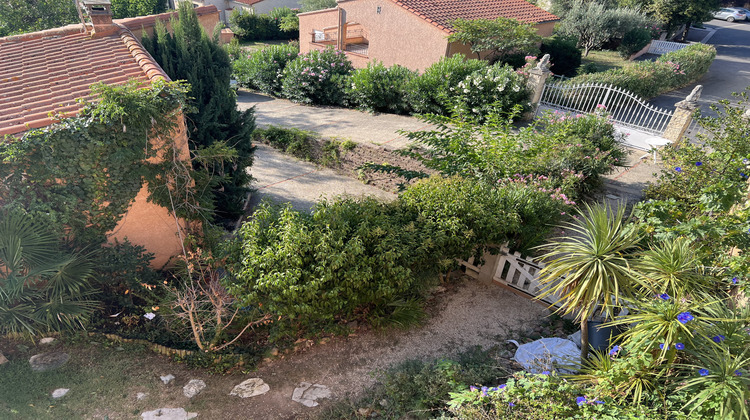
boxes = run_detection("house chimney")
[80,0,117,37]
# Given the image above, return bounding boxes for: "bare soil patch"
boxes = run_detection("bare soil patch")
[1,279,550,419]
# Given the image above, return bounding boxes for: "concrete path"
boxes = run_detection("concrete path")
[247,144,395,212]
[237,91,431,150]
[239,90,658,210]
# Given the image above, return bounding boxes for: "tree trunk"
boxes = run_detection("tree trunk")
[580,318,589,360]
[681,23,691,42]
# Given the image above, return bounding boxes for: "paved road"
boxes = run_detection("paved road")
[649,20,750,113]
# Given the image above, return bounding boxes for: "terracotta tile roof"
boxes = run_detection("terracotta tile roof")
[0,24,168,136]
[232,0,264,6]
[390,0,559,33]
[115,5,218,31]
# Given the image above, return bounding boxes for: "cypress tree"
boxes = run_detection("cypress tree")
[143,2,255,226]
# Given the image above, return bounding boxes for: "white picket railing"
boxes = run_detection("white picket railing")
[462,246,562,308]
[647,40,688,55]
[538,82,674,136]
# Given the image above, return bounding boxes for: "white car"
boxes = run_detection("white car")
[713,8,746,22]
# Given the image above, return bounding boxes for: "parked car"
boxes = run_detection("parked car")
[728,7,750,21]
[713,8,746,22]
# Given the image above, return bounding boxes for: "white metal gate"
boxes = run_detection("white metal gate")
[538,82,674,136]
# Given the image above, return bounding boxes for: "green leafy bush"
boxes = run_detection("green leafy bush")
[233,43,299,95]
[347,61,416,114]
[281,47,353,105]
[452,64,530,122]
[406,54,488,115]
[564,43,716,98]
[229,9,297,41]
[618,27,652,59]
[540,36,582,77]
[447,372,670,419]
[399,176,520,267]
[225,199,431,339]
[94,240,162,316]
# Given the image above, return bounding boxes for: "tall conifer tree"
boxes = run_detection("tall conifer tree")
[143,2,255,226]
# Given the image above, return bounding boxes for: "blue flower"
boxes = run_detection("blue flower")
[595,400,605,405]
[659,343,667,350]
[735,370,742,376]
[733,277,739,284]
[470,386,477,392]
[696,162,702,166]
[498,384,507,389]
[541,370,550,375]
[509,402,516,407]
[675,343,685,350]
[576,396,587,406]
[675,167,682,172]
[659,293,670,300]
[699,368,709,376]
[712,335,726,343]
[609,345,620,356]
[677,312,694,324]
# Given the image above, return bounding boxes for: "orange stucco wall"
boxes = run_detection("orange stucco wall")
[299,2,558,72]
[108,114,192,268]
[300,0,450,72]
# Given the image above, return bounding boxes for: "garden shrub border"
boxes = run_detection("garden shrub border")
[562,43,716,99]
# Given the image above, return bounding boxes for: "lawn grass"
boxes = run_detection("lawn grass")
[581,49,630,72]
[0,338,160,419]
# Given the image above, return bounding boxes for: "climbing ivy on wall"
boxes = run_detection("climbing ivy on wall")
[0,79,197,247]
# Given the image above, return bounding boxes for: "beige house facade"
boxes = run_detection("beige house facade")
[299,0,558,72]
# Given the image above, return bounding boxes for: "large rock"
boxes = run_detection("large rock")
[160,374,175,385]
[512,337,580,374]
[182,379,206,398]
[230,378,270,398]
[51,388,69,399]
[141,408,198,420]
[292,382,331,407]
[29,352,69,372]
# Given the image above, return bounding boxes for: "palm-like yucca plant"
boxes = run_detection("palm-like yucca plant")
[0,210,99,334]
[634,238,712,297]
[678,346,750,420]
[537,202,644,359]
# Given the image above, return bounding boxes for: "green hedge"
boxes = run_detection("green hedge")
[229,9,297,41]
[232,43,299,95]
[406,54,488,115]
[347,61,416,114]
[225,175,567,339]
[563,43,716,98]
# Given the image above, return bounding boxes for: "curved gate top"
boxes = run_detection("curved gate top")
[537,82,674,136]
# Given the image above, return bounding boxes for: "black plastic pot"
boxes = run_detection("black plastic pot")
[587,320,620,351]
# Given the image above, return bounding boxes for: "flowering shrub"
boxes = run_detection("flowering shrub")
[452,64,531,122]
[232,43,299,95]
[520,110,626,195]
[564,43,716,98]
[347,60,416,114]
[447,373,666,419]
[406,54,488,115]
[280,47,353,105]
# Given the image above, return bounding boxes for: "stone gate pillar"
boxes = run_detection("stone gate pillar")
[663,85,702,144]
[527,54,552,115]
